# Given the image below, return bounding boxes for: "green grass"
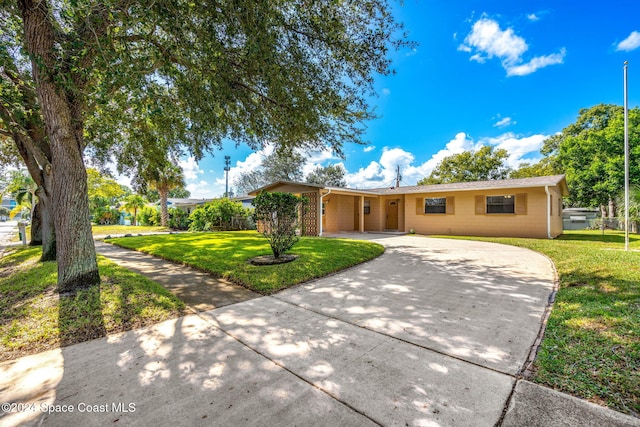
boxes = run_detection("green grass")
[429,230,639,416]
[0,247,185,361]
[107,231,385,294]
[91,224,169,236]
[11,224,169,242]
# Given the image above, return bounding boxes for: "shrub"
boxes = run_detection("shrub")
[252,192,307,258]
[138,206,160,226]
[168,207,191,230]
[93,206,121,225]
[189,199,251,231]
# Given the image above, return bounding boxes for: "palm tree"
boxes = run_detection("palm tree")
[7,170,37,221]
[146,162,186,227]
[121,194,146,226]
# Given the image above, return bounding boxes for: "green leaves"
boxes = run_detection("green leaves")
[188,199,250,231]
[550,104,640,208]
[418,145,511,185]
[252,191,306,258]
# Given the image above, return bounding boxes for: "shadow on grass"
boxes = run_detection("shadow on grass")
[534,274,640,414]
[58,285,107,347]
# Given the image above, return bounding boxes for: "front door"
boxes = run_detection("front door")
[386,200,398,230]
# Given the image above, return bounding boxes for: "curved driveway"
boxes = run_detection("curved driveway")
[2,234,559,427]
[280,234,556,374]
[201,234,557,425]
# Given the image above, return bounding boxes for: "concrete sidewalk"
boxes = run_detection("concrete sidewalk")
[94,241,259,312]
[1,235,638,426]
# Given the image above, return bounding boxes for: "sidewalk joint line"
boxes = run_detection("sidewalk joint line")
[195,307,384,427]
[272,295,516,379]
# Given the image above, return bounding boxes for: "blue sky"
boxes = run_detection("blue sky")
[178,1,640,198]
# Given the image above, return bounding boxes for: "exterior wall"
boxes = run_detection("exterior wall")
[404,187,560,238]
[548,186,564,237]
[364,197,380,231]
[336,195,355,231]
[323,194,355,232]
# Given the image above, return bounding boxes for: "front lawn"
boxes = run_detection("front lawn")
[0,247,185,361]
[91,224,169,236]
[431,230,639,416]
[11,224,170,242]
[107,231,385,294]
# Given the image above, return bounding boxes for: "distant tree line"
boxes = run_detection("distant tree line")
[417,104,640,220]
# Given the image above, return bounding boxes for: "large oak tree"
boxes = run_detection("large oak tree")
[0,42,56,261]
[3,0,410,291]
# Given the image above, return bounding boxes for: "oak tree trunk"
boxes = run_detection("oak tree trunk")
[30,201,42,245]
[37,179,56,261]
[20,0,99,291]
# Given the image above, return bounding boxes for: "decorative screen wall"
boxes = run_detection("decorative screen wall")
[301,191,319,236]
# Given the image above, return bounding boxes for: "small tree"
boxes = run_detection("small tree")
[252,192,306,259]
[121,194,146,226]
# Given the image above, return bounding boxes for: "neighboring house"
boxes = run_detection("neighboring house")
[230,195,255,209]
[1,197,17,221]
[161,198,214,214]
[249,175,569,239]
[562,207,599,230]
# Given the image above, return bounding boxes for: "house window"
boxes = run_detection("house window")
[322,202,326,216]
[425,197,446,214]
[486,195,515,214]
[363,200,370,214]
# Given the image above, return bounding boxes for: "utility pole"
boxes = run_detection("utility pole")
[224,155,231,198]
[395,165,402,188]
[624,61,629,251]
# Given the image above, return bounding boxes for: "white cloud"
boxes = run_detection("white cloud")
[415,132,481,174]
[186,180,217,199]
[382,88,391,96]
[506,49,566,77]
[345,133,479,188]
[480,132,547,168]
[345,132,546,188]
[460,16,565,76]
[187,132,549,197]
[616,31,640,52]
[462,18,528,64]
[363,145,376,153]
[301,147,340,177]
[493,117,516,128]
[527,14,539,22]
[178,156,203,180]
[214,145,274,191]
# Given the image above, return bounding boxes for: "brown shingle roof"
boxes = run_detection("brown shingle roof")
[250,175,569,197]
[366,175,569,195]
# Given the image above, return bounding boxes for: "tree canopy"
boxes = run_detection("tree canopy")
[2,0,409,290]
[418,146,511,185]
[539,104,640,209]
[234,149,307,195]
[306,164,347,187]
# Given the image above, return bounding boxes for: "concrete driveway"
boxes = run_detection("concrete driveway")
[1,235,561,426]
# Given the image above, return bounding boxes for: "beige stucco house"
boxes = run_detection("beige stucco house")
[250,175,569,239]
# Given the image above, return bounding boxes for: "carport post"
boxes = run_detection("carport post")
[359,195,365,232]
[319,188,331,236]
